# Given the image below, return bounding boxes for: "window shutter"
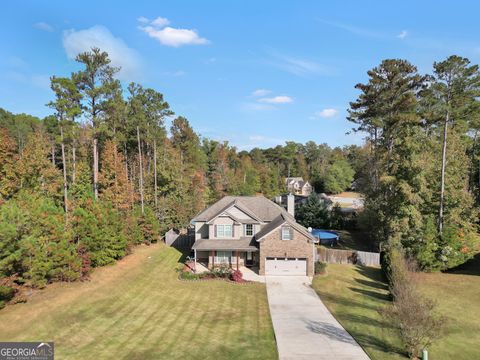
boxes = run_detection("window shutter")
[279,227,283,239]
[232,225,235,238]
[214,225,217,238]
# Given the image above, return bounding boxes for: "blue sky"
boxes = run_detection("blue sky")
[2,1,480,150]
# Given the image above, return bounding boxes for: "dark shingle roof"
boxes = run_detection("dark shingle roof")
[192,238,258,251]
[192,196,291,223]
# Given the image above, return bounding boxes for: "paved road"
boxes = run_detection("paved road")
[266,276,370,360]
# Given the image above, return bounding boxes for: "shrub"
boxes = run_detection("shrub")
[381,247,445,359]
[315,261,327,275]
[0,285,15,309]
[211,265,233,278]
[179,271,200,280]
[231,269,243,282]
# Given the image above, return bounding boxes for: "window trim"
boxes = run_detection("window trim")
[244,224,254,236]
[281,226,292,240]
[215,224,233,238]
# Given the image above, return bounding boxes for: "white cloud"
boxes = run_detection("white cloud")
[318,19,383,39]
[268,51,331,77]
[140,26,209,47]
[252,88,271,97]
[34,22,54,32]
[397,30,408,39]
[63,25,141,81]
[138,16,209,47]
[137,16,149,24]
[151,16,170,27]
[315,108,338,118]
[258,95,293,104]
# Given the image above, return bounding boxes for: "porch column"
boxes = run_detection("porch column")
[211,250,215,268]
[194,249,197,273]
[236,251,239,270]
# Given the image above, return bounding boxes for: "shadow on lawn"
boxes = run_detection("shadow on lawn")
[446,253,480,276]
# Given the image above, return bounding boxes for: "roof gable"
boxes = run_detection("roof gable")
[255,213,316,242]
[192,195,290,222]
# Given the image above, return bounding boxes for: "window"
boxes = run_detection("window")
[216,224,233,238]
[281,226,292,240]
[215,251,232,264]
[245,224,254,236]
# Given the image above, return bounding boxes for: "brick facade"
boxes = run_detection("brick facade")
[258,226,314,276]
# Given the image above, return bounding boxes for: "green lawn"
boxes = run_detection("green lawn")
[0,244,277,360]
[312,260,480,360]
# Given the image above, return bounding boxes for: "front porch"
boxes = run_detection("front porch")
[191,238,259,272]
[195,250,259,271]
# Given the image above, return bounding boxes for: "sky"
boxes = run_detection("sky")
[2,1,480,150]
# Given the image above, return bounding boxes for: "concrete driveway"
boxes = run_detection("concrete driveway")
[266,276,370,360]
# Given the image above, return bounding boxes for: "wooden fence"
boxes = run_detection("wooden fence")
[164,229,194,250]
[316,247,380,267]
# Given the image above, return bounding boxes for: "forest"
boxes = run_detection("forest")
[0,48,358,291]
[0,48,479,295]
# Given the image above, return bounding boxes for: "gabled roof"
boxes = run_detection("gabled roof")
[254,213,316,242]
[192,195,291,223]
[192,238,258,251]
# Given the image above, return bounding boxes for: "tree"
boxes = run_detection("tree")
[0,128,18,201]
[296,194,331,229]
[75,47,120,200]
[48,76,82,215]
[324,159,355,194]
[15,132,61,197]
[422,56,480,235]
[98,140,135,211]
[348,59,426,250]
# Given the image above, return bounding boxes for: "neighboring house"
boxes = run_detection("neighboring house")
[285,177,312,196]
[191,195,316,276]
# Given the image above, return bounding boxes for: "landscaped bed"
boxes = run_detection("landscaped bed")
[312,261,480,360]
[0,244,277,359]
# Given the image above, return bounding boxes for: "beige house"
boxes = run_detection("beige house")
[285,177,312,196]
[191,195,316,276]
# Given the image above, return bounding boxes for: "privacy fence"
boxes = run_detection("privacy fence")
[316,247,380,267]
[164,229,195,250]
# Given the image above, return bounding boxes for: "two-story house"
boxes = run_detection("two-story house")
[191,195,316,276]
[285,177,312,196]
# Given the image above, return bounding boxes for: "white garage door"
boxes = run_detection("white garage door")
[265,257,307,276]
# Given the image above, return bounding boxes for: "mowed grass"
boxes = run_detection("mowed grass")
[312,260,480,360]
[0,244,277,360]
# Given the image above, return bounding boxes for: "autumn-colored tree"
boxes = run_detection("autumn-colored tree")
[16,132,61,197]
[98,140,135,211]
[0,128,19,201]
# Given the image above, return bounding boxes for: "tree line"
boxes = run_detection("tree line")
[349,56,480,271]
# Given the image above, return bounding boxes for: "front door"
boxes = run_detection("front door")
[246,252,253,267]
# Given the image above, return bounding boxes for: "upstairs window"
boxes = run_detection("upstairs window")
[216,224,233,238]
[245,224,254,236]
[281,226,292,240]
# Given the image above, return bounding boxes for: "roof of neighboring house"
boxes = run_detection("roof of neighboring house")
[285,177,311,189]
[192,238,259,251]
[285,177,304,183]
[254,213,316,242]
[192,196,291,223]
